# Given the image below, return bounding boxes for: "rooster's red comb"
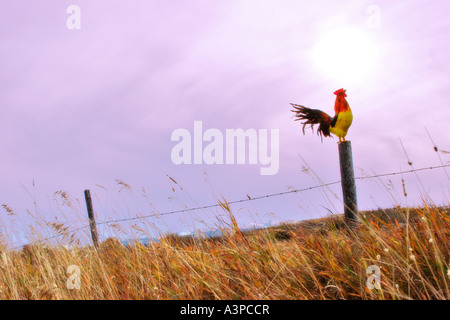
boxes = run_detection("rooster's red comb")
[334,88,347,97]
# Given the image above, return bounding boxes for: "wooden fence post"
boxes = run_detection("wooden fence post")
[338,141,359,226]
[84,189,99,248]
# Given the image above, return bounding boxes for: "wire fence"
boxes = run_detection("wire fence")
[9,163,450,250]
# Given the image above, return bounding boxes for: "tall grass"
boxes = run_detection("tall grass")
[0,202,448,300]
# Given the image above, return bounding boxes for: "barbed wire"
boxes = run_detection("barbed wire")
[95,164,450,225]
[10,163,450,250]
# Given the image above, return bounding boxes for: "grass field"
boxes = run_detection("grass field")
[0,201,449,300]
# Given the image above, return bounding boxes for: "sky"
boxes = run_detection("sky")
[0,0,449,247]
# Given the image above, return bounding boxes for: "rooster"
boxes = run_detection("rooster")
[291,88,353,143]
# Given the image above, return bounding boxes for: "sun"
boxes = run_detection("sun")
[311,27,379,85]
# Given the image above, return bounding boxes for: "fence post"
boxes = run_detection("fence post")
[84,189,99,248]
[338,141,359,226]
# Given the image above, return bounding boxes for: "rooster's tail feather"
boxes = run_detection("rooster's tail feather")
[290,104,333,141]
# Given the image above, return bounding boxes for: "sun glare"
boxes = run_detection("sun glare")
[311,27,379,85]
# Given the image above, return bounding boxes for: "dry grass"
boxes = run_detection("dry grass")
[0,203,448,300]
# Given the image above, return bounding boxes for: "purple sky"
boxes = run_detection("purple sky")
[1,1,449,247]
